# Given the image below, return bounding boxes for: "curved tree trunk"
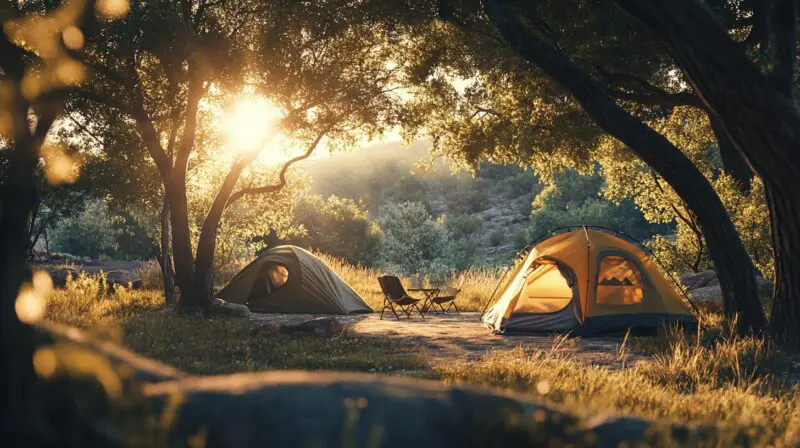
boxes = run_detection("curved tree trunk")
[612,0,800,345]
[191,161,251,309]
[481,0,766,334]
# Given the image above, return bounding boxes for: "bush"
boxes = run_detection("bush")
[50,199,121,259]
[528,170,664,240]
[377,201,452,275]
[280,195,382,266]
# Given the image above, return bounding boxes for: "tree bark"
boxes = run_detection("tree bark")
[481,0,767,334]
[765,182,800,344]
[191,160,251,308]
[160,199,176,304]
[708,115,753,193]
[170,77,204,312]
[611,0,800,344]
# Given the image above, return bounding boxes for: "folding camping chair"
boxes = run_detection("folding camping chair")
[427,285,460,314]
[377,275,426,320]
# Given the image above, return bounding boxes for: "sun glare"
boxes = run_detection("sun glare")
[224,98,283,153]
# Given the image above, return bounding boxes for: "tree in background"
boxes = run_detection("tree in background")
[282,194,382,266]
[49,199,121,259]
[69,0,408,311]
[399,0,767,334]
[377,201,452,275]
[528,170,663,242]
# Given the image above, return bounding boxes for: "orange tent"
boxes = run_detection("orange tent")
[482,227,697,335]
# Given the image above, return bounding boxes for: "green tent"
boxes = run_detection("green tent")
[216,245,372,314]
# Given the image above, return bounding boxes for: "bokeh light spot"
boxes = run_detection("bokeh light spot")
[33,348,58,379]
[61,26,85,50]
[96,0,131,20]
[42,145,80,185]
[15,286,46,323]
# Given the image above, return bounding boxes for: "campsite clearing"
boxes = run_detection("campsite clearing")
[251,312,653,370]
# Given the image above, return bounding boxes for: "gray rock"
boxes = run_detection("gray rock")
[680,270,719,290]
[42,266,80,287]
[682,270,773,310]
[277,316,344,338]
[207,298,252,319]
[143,370,748,448]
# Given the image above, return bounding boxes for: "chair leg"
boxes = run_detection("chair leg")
[416,303,425,318]
[380,298,387,320]
[451,302,460,314]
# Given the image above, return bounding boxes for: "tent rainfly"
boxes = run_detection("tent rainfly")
[216,245,372,315]
[482,227,697,335]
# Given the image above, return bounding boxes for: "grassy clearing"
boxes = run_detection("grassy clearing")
[45,272,800,446]
[137,254,502,312]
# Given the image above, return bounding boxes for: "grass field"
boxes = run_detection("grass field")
[46,265,800,447]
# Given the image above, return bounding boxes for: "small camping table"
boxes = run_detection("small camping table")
[408,288,440,313]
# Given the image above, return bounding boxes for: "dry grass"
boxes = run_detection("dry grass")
[132,252,502,311]
[44,272,800,447]
[314,252,502,311]
[135,260,163,290]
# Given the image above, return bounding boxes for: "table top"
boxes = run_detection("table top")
[407,287,440,293]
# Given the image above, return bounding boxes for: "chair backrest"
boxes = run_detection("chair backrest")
[377,275,408,301]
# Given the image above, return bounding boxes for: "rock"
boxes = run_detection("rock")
[680,270,719,290]
[207,298,251,319]
[41,266,80,287]
[682,270,773,311]
[143,370,748,447]
[277,317,344,338]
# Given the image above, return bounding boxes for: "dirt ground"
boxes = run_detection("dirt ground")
[250,312,650,369]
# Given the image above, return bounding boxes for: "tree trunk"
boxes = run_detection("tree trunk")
[708,115,753,193]
[167,175,200,312]
[765,181,800,345]
[160,199,176,304]
[482,0,766,334]
[612,0,800,344]
[0,94,52,440]
[192,160,252,308]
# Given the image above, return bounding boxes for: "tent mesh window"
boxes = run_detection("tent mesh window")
[268,263,289,289]
[596,256,643,305]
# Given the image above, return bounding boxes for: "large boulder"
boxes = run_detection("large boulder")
[144,371,747,447]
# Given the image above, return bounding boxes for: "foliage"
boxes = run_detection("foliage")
[377,201,453,275]
[186,157,305,271]
[280,194,382,266]
[528,170,664,241]
[50,200,122,259]
[598,108,773,277]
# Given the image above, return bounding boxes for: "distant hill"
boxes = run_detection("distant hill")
[299,141,539,264]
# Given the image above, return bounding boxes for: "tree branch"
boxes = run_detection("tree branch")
[226,125,332,208]
[596,68,706,109]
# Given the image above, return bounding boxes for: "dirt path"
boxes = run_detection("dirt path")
[251,312,650,370]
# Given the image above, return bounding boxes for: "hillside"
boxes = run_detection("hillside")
[301,141,537,264]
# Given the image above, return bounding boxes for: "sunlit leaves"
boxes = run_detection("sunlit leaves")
[597,107,772,277]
